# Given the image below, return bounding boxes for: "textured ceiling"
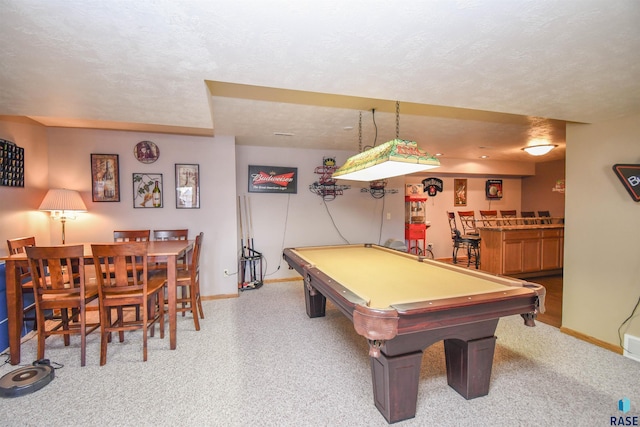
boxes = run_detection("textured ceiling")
[1,0,640,163]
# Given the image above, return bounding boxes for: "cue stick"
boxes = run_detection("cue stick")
[246,194,257,282]
[243,195,255,284]
[238,196,244,285]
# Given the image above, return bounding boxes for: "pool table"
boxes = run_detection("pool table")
[283,244,545,424]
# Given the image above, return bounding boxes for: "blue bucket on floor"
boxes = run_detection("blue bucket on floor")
[0,262,8,352]
[0,262,36,353]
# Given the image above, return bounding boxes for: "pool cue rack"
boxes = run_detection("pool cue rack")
[239,247,264,291]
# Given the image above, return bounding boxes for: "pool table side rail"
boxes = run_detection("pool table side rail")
[283,246,546,342]
[393,291,541,335]
[283,248,370,312]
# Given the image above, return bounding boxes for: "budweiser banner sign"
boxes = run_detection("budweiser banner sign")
[248,165,298,194]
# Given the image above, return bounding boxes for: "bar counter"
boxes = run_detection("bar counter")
[478,223,564,278]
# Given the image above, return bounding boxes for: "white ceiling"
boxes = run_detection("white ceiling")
[2,0,640,164]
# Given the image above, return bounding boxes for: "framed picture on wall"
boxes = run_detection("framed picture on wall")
[485,179,503,199]
[454,179,467,206]
[133,173,163,208]
[91,154,120,202]
[0,139,25,187]
[175,163,200,209]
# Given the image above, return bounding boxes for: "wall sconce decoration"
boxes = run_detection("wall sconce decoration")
[39,188,87,244]
[309,157,350,201]
[359,179,399,199]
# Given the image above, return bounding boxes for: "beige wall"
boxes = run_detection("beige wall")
[234,145,531,270]
[0,120,240,297]
[522,159,566,217]
[6,112,639,351]
[564,114,640,345]
[405,175,523,259]
[0,117,51,252]
[235,145,406,281]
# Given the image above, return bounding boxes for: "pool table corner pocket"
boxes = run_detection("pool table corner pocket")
[353,305,399,357]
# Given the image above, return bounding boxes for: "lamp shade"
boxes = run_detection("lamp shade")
[522,144,558,156]
[39,188,87,212]
[332,139,440,182]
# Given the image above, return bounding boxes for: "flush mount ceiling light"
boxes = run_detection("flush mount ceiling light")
[522,144,558,156]
[332,102,440,181]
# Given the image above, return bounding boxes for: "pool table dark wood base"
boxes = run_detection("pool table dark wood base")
[305,283,504,423]
[369,317,500,423]
[285,245,544,424]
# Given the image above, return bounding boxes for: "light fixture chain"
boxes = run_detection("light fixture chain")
[395,101,400,139]
[358,111,362,153]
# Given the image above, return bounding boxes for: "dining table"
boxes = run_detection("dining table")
[1,239,194,365]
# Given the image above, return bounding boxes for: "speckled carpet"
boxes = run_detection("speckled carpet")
[1,281,638,426]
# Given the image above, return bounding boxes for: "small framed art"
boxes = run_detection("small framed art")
[133,173,163,208]
[175,164,200,209]
[485,179,503,199]
[134,140,159,164]
[454,178,467,206]
[91,154,120,202]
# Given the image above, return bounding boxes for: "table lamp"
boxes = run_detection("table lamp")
[38,188,87,244]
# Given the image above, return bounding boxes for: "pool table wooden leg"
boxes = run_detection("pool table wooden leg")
[370,350,423,423]
[303,281,326,318]
[444,335,497,399]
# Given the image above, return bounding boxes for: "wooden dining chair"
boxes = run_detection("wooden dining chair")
[25,245,100,366]
[499,210,518,225]
[91,241,166,366]
[153,229,188,241]
[457,211,479,235]
[153,229,189,269]
[113,230,150,242]
[113,229,150,276]
[479,210,498,226]
[161,232,204,330]
[7,236,38,332]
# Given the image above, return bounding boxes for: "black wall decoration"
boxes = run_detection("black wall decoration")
[612,164,640,202]
[422,177,443,197]
[0,139,25,187]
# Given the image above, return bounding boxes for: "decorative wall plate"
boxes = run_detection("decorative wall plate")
[134,140,159,164]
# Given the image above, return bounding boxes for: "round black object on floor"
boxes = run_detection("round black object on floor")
[0,363,55,398]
